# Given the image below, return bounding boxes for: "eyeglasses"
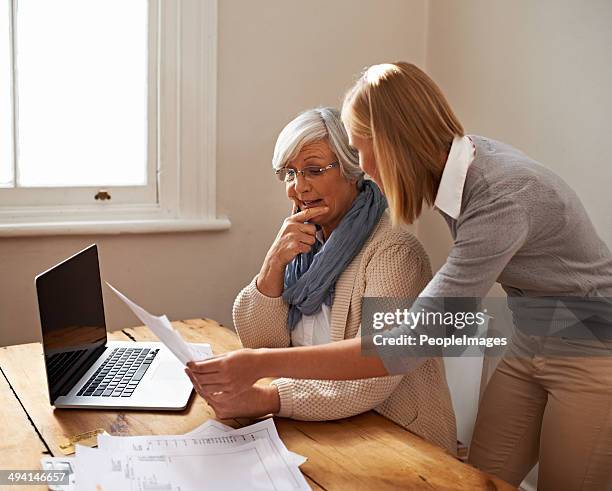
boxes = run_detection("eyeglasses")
[275,162,339,183]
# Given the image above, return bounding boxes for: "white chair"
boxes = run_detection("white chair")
[443,356,484,451]
[444,356,539,489]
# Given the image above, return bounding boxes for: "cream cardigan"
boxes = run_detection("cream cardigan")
[233,212,457,454]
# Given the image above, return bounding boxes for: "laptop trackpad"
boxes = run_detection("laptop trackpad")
[153,360,186,381]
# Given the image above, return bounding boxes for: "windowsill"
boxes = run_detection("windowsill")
[0,217,231,237]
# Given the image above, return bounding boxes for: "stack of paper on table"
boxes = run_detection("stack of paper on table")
[42,418,309,491]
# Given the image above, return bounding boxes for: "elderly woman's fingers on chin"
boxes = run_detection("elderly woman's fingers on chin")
[263,206,329,269]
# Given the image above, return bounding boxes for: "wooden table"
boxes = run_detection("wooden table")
[0,319,515,490]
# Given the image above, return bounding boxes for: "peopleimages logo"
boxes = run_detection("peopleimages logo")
[371,332,508,349]
[361,296,612,358]
[361,298,510,354]
[370,308,503,348]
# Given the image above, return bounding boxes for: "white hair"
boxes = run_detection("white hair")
[272,107,363,181]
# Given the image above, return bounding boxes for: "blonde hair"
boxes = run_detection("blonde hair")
[341,62,464,225]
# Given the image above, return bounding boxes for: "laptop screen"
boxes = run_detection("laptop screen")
[36,244,107,403]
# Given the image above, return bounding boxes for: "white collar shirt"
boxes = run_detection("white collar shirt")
[434,135,475,219]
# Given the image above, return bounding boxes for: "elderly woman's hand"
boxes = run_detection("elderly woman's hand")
[273,205,329,266]
[185,348,264,397]
[187,374,280,419]
[257,205,328,297]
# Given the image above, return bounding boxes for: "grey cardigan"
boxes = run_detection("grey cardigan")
[429,135,612,298]
[377,135,612,371]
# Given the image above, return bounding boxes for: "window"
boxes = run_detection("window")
[0,1,12,189]
[0,0,228,235]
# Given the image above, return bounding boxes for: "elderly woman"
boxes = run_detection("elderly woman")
[188,107,457,453]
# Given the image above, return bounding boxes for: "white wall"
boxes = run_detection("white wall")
[420,0,612,272]
[0,0,428,347]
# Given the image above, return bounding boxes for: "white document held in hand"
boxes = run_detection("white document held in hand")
[106,282,211,365]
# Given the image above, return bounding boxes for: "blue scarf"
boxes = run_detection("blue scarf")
[283,180,388,329]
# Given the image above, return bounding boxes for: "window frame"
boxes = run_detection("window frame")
[0,0,229,236]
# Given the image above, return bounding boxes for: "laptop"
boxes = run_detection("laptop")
[35,244,193,410]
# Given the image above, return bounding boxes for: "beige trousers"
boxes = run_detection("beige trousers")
[469,333,612,491]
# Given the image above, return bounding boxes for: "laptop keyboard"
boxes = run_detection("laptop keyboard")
[77,347,159,398]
